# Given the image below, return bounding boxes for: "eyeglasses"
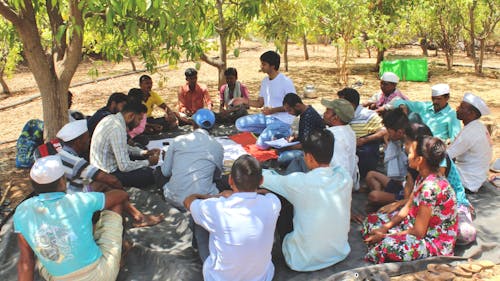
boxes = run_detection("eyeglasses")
[380,81,393,86]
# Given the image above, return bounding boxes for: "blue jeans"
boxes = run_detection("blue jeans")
[235,113,292,149]
[356,142,380,180]
[285,155,309,174]
[189,216,210,262]
[277,150,304,167]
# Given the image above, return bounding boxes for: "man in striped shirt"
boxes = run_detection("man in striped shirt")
[90,102,160,188]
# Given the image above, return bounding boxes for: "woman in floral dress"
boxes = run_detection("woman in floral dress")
[362,136,458,263]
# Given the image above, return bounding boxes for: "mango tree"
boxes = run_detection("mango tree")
[460,0,499,74]
[0,0,85,138]
[315,0,368,85]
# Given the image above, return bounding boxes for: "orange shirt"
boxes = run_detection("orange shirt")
[178,83,212,115]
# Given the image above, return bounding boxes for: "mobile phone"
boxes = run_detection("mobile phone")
[162,142,170,146]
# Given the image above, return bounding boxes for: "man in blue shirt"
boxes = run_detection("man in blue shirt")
[15,156,129,281]
[393,83,461,143]
[261,130,352,271]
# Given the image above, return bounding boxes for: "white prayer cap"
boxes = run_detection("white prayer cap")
[431,83,450,97]
[381,72,399,83]
[463,92,490,116]
[30,155,65,184]
[56,120,88,142]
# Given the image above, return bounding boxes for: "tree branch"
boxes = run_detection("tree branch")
[58,0,83,84]
[46,0,67,61]
[0,1,20,24]
[200,53,223,68]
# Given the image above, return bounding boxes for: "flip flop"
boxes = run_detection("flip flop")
[132,213,165,228]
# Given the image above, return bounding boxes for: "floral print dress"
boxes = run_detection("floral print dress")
[362,173,458,263]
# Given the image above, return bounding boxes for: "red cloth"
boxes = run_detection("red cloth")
[229,132,278,162]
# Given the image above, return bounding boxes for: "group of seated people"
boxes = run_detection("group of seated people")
[13,50,495,281]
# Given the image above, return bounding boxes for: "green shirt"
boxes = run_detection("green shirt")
[394,100,461,142]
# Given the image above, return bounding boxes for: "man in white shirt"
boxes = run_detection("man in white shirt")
[322,98,359,190]
[90,102,160,188]
[262,130,352,271]
[233,51,297,149]
[184,155,280,281]
[448,93,492,192]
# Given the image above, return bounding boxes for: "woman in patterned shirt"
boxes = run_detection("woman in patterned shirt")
[362,136,458,263]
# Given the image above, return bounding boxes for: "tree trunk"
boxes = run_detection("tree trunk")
[16,29,68,139]
[478,38,485,74]
[467,2,480,73]
[46,0,67,61]
[0,68,10,94]
[465,40,473,57]
[217,35,227,88]
[444,51,452,70]
[0,0,83,139]
[341,40,350,85]
[201,0,226,88]
[375,48,385,71]
[335,44,340,67]
[216,0,227,88]
[129,56,136,71]
[126,48,136,71]
[420,38,429,56]
[284,36,289,72]
[302,34,309,60]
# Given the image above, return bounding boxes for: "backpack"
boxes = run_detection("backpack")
[15,119,44,168]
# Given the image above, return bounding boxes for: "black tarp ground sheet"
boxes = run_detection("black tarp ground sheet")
[0,181,499,281]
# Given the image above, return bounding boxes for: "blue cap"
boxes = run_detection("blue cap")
[192,109,215,129]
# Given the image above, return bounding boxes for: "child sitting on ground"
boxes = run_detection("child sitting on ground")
[366,108,408,206]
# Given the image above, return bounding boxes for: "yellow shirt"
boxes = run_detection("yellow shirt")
[144,91,165,117]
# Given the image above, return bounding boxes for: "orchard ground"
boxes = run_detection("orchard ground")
[0,41,499,279]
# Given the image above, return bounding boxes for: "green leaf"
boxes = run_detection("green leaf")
[55,24,67,43]
[106,8,114,29]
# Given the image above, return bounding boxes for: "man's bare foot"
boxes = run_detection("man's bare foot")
[132,213,165,228]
